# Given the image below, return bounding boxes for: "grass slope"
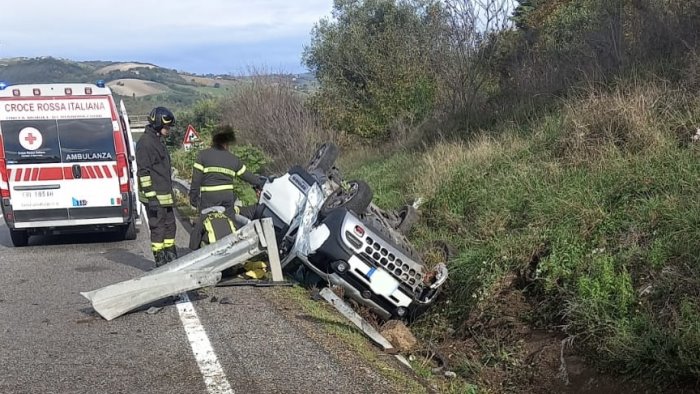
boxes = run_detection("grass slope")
[342,79,700,389]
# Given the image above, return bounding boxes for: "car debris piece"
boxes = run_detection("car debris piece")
[145,306,163,315]
[319,287,412,369]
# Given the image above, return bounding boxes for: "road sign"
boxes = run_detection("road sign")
[183,124,201,150]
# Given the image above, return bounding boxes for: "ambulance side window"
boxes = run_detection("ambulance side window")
[59,118,116,163]
[0,120,61,164]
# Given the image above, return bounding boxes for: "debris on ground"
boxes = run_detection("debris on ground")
[145,306,163,315]
[380,320,418,353]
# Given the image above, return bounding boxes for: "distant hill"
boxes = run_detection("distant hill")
[107,79,170,97]
[96,62,157,74]
[0,57,317,116]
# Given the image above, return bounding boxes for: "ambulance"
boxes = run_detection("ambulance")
[0,82,140,246]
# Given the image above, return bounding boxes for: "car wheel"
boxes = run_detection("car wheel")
[307,142,339,173]
[395,205,419,234]
[10,229,29,247]
[320,180,373,217]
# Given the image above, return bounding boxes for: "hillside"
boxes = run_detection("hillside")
[0,57,316,115]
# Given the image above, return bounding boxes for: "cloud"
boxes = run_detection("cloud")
[0,0,332,74]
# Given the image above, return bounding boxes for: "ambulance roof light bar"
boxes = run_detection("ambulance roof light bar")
[96,80,105,88]
[0,81,8,90]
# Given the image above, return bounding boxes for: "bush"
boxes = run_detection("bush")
[170,142,268,206]
[220,73,336,172]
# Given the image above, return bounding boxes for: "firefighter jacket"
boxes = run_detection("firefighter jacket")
[189,147,263,212]
[189,207,236,250]
[135,125,174,207]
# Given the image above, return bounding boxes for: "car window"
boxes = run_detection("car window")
[0,120,61,164]
[59,118,116,162]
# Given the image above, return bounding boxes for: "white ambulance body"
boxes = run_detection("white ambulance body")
[0,83,139,246]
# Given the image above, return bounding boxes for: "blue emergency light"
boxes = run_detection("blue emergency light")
[96,80,105,88]
[0,81,8,90]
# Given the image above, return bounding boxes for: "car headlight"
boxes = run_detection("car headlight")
[332,260,349,273]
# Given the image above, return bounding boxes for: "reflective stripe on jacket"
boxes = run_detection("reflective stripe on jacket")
[189,211,237,250]
[188,147,261,210]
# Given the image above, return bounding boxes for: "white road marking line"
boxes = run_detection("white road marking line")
[176,293,234,394]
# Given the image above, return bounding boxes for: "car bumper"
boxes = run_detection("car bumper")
[307,208,435,319]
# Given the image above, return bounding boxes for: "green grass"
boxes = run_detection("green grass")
[338,81,700,383]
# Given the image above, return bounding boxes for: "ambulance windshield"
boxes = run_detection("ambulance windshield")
[1,118,115,164]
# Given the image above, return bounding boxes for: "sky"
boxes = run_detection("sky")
[0,0,334,75]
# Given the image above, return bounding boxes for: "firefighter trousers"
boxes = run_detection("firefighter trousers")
[146,205,176,253]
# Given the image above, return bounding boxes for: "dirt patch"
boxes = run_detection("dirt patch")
[428,273,668,393]
[96,62,156,74]
[107,79,169,97]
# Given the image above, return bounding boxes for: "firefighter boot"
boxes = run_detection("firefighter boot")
[164,246,178,263]
[153,250,168,267]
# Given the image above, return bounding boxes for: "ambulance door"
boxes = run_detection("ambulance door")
[1,119,65,224]
[119,100,142,225]
[57,117,123,222]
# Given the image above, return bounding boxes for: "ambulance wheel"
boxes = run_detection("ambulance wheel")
[121,221,137,241]
[10,229,29,247]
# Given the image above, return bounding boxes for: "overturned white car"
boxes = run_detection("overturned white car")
[252,143,448,320]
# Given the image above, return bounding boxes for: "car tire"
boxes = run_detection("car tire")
[121,220,137,240]
[307,142,339,173]
[395,205,418,234]
[10,229,29,247]
[320,180,373,217]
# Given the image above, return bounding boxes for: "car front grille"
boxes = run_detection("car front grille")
[359,235,426,294]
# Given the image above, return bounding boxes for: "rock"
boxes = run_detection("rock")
[145,306,163,315]
[380,320,417,352]
[219,297,233,305]
[444,371,457,379]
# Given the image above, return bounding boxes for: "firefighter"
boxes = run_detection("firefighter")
[188,127,265,222]
[188,206,236,251]
[135,106,177,267]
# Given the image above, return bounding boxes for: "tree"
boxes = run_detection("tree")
[435,0,515,113]
[304,0,441,138]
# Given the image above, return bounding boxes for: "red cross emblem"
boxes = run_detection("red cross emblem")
[25,133,37,145]
[19,127,43,151]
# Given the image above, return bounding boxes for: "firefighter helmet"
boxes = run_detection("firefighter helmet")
[148,107,175,131]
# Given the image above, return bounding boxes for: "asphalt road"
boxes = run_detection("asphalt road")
[0,218,410,394]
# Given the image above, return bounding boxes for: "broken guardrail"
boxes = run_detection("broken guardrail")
[80,218,283,320]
